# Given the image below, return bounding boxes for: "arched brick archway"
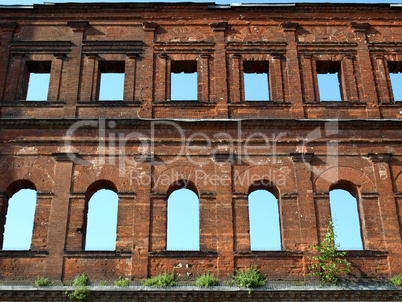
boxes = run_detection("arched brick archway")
[167,179,198,198]
[234,165,295,195]
[73,164,134,194]
[86,179,118,200]
[0,164,52,194]
[314,166,375,194]
[153,165,206,194]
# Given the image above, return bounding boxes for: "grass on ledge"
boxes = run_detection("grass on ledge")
[142,272,176,287]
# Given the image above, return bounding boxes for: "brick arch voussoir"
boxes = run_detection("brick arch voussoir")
[153,165,203,193]
[234,165,294,194]
[314,166,375,194]
[164,26,207,42]
[73,165,134,194]
[0,165,53,194]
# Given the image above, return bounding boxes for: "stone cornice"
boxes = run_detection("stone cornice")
[82,40,144,55]
[154,41,215,54]
[297,42,358,54]
[10,40,73,55]
[226,41,287,54]
[0,118,401,130]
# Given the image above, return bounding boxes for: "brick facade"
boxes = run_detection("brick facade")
[0,2,401,288]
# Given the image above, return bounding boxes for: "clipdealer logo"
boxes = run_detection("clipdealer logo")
[63,118,339,186]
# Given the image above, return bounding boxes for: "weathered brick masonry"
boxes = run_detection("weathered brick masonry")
[0,1,401,294]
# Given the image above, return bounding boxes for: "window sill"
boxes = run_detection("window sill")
[153,101,217,106]
[305,101,367,107]
[149,250,218,257]
[234,250,302,257]
[0,250,47,257]
[77,101,141,106]
[229,101,291,106]
[379,101,402,106]
[0,101,65,107]
[342,250,388,257]
[64,250,132,257]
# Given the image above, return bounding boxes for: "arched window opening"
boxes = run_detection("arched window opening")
[83,187,118,251]
[329,188,363,250]
[167,184,199,251]
[2,188,37,250]
[248,188,281,251]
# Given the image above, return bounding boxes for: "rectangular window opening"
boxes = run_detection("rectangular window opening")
[25,61,51,101]
[171,60,197,101]
[243,61,269,101]
[316,61,342,101]
[98,61,125,101]
[388,61,402,102]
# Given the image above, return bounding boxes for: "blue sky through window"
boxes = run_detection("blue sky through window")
[390,72,402,101]
[26,73,50,101]
[249,190,281,251]
[2,189,36,250]
[171,72,198,101]
[317,73,342,101]
[244,73,269,101]
[167,188,199,251]
[85,189,118,251]
[99,73,124,101]
[329,189,363,250]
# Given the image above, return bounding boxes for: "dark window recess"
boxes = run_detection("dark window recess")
[316,61,342,101]
[24,61,51,101]
[388,61,402,102]
[98,61,125,101]
[171,60,197,101]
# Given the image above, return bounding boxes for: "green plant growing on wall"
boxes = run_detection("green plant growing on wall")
[390,275,402,287]
[309,220,351,286]
[142,272,176,287]
[231,266,266,293]
[115,276,129,287]
[64,273,90,301]
[72,273,89,286]
[34,276,54,287]
[195,272,220,287]
[65,286,90,301]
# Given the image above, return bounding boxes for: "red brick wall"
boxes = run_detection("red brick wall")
[0,3,400,282]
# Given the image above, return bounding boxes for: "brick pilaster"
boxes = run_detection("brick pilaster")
[139,22,156,118]
[131,161,152,279]
[44,153,74,281]
[0,22,17,102]
[369,153,402,275]
[124,54,138,101]
[282,22,304,118]
[48,55,64,101]
[350,22,380,118]
[213,155,234,276]
[291,153,318,249]
[210,22,228,118]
